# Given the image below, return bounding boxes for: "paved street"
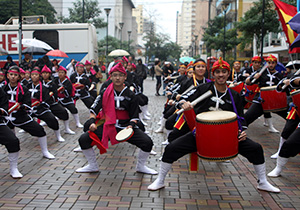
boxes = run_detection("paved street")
[0,78,299,209]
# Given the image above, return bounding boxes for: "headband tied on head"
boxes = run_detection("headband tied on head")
[122,56,128,63]
[193,61,206,67]
[251,56,262,63]
[8,66,20,75]
[41,65,52,73]
[110,62,127,75]
[85,60,91,65]
[266,54,277,62]
[57,65,67,73]
[76,62,84,67]
[211,57,230,72]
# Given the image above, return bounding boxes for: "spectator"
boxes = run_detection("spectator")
[90,59,99,72]
[162,61,174,95]
[136,58,148,93]
[3,56,17,71]
[20,53,33,70]
[66,59,76,77]
[154,60,163,96]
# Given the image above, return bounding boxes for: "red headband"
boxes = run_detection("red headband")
[212,57,230,72]
[57,65,67,72]
[8,69,20,74]
[110,62,127,75]
[85,60,91,65]
[41,65,52,73]
[31,70,41,75]
[19,68,25,74]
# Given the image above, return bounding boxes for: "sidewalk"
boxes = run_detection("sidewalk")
[0,78,299,209]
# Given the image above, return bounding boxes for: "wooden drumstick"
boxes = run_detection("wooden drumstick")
[281,69,300,90]
[88,84,95,91]
[176,90,213,115]
[251,62,268,84]
[181,85,195,96]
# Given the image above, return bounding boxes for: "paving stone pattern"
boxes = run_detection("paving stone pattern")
[0,78,299,209]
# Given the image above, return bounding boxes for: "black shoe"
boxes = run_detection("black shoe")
[155,93,160,96]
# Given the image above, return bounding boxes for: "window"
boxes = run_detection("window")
[33,30,59,49]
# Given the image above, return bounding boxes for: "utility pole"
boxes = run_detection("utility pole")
[18,0,22,64]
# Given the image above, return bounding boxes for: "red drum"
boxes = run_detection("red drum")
[183,109,196,130]
[244,84,259,103]
[196,111,239,161]
[229,82,244,94]
[260,86,287,112]
[291,89,300,116]
[73,83,84,89]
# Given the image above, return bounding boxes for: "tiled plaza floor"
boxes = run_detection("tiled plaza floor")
[0,78,298,209]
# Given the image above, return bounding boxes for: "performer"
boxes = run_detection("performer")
[53,66,83,128]
[270,75,298,158]
[228,61,243,82]
[84,60,98,99]
[75,63,157,175]
[268,76,300,177]
[3,66,55,159]
[41,65,75,135]
[28,67,65,142]
[19,68,29,87]
[148,58,280,193]
[244,55,287,131]
[0,87,23,178]
[0,70,7,88]
[70,62,94,109]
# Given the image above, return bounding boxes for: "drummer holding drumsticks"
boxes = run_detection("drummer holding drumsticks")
[75,63,157,175]
[268,75,300,177]
[148,57,280,193]
[244,55,287,131]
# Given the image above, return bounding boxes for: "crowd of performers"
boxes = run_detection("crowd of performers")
[1,54,300,196]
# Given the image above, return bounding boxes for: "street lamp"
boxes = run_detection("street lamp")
[104,8,111,68]
[119,22,124,48]
[222,4,228,60]
[127,31,132,52]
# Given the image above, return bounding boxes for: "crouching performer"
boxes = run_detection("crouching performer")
[76,63,157,175]
[148,58,280,193]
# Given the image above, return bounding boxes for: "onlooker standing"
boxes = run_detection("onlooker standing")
[20,53,33,70]
[162,61,174,95]
[90,59,99,72]
[66,59,76,77]
[3,56,17,71]
[136,58,148,93]
[154,60,163,96]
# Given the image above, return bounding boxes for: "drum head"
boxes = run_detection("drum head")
[196,111,237,124]
[260,86,276,91]
[116,127,134,142]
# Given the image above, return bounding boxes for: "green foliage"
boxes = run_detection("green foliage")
[143,31,182,61]
[236,0,280,50]
[63,0,106,28]
[0,0,57,24]
[202,15,240,54]
[98,36,133,58]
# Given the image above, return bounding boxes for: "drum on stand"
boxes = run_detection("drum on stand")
[291,89,300,116]
[196,111,239,161]
[260,86,287,112]
[116,127,134,142]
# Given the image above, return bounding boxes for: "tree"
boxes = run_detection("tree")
[143,31,182,61]
[63,0,106,28]
[98,36,133,61]
[202,15,240,56]
[0,0,56,24]
[236,0,281,51]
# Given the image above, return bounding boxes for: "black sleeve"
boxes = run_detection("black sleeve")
[0,88,8,114]
[90,90,103,115]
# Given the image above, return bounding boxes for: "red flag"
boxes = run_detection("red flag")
[272,0,300,53]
